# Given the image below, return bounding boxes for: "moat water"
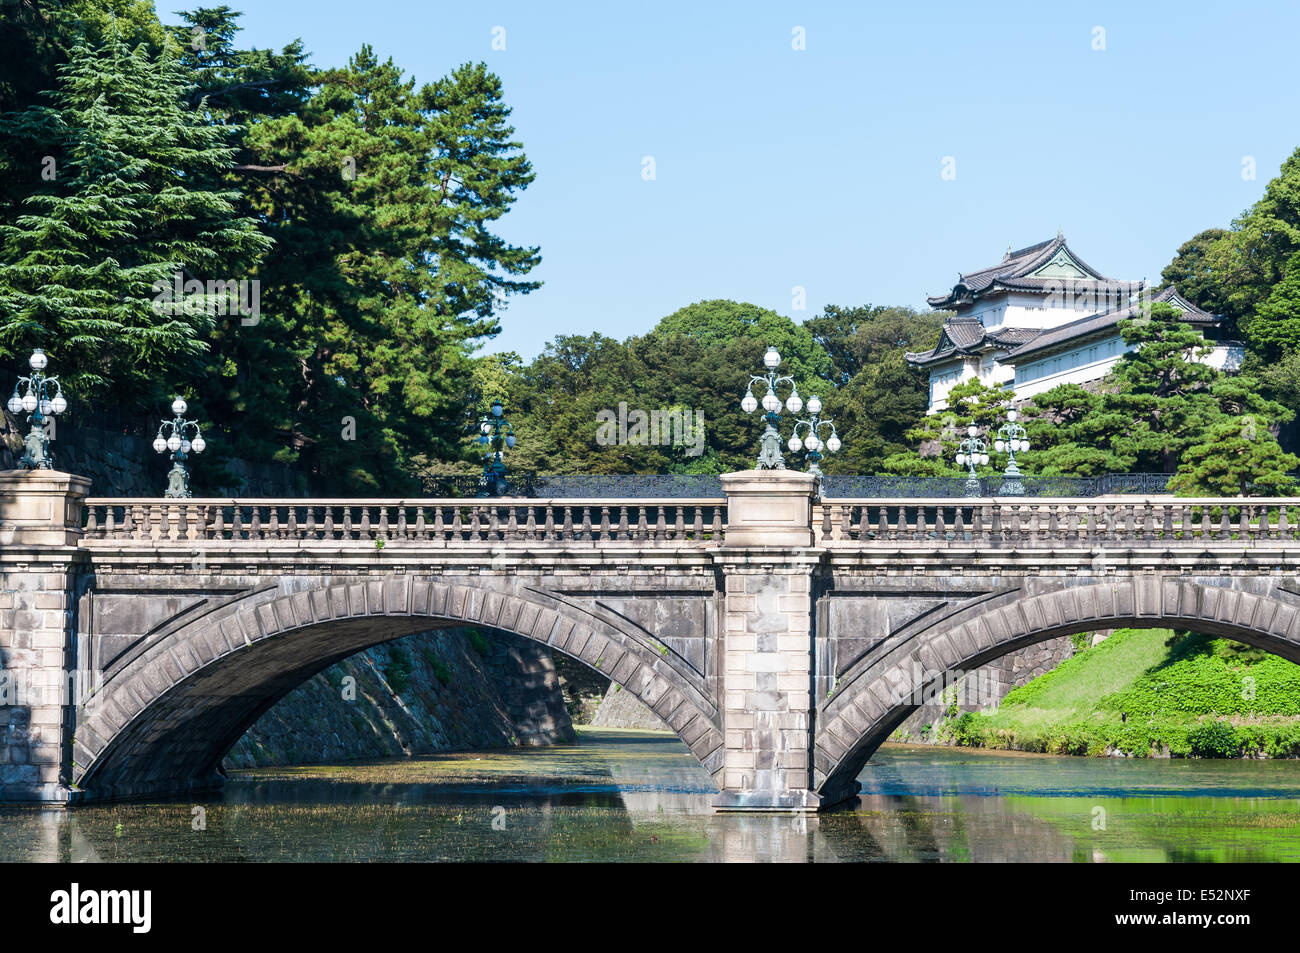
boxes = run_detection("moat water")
[5,728,1300,862]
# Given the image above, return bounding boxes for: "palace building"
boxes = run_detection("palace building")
[905,233,1244,413]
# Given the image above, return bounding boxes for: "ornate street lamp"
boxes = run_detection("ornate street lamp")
[476,399,516,496]
[152,397,206,498]
[7,349,68,469]
[994,408,1030,496]
[954,420,989,498]
[787,395,841,494]
[740,346,801,469]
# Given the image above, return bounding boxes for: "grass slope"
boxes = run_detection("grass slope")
[947,628,1300,758]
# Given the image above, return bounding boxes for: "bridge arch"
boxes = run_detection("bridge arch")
[814,578,1300,804]
[73,576,723,800]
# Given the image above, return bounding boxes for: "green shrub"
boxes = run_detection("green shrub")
[466,629,492,657]
[1188,720,1240,758]
[385,646,413,694]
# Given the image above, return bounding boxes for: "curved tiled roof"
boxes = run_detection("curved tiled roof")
[926,233,1117,308]
[1003,286,1219,362]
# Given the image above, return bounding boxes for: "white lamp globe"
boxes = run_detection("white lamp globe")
[788,436,803,452]
[50,395,67,414]
[827,435,841,453]
[761,390,780,413]
[167,434,182,452]
[995,439,1005,453]
[191,436,206,454]
[741,393,758,414]
[956,452,966,466]
[152,436,167,453]
[807,396,822,415]
[981,453,990,466]
[785,394,802,414]
[1007,409,1018,423]
[806,436,821,453]
[763,347,781,370]
[480,421,491,434]
[180,439,192,454]
[28,349,47,371]
[1019,440,1030,452]
[6,394,21,415]
[39,399,52,416]
[172,398,188,416]
[21,392,37,413]
[505,435,516,448]
[967,425,978,437]
[491,401,503,417]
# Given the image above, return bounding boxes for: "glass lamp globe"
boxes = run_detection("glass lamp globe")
[967,425,978,438]
[491,401,503,417]
[191,436,206,454]
[956,452,966,466]
[172,398,187,416]
[807,396,822,415]
[6,394,22,415]
[995,439,1005,453]
[740,393,758,414]
[50,395,66,414]
[167,434,182,452]
[1007,409,1018,423]
[827,435,841,453]
[480,421,491,434]
[152,436,167,453]
[180,439,192,454]
[806,436,821,453]
[505,435,516,448]
[981,453,990,466]
[761,390,780,413]
[785,394,802,414]
[29,349,47,371]
[21,392,37,413]
[763,347,781,370]
[788,436,802,452]
[1020,440,1030,452]
[38,399,52,416]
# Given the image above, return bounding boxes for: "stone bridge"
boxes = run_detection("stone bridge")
[4,468,1300,811]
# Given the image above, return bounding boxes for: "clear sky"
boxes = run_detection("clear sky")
[231,0,1300,361]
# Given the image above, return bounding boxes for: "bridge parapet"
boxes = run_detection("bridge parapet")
[815,497,1300,547]
[81,498,726,547]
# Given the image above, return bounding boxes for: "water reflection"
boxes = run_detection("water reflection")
[4,731,1300,862]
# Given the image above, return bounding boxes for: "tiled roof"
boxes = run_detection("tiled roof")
[926,233,1120,308]
[905,320,1043,366]
[1003,286,1219,362]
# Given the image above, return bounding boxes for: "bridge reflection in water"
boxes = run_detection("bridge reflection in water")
[4,730,1300,863]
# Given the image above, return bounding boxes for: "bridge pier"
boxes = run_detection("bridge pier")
[713,472,835,812]
[0,471,89,803]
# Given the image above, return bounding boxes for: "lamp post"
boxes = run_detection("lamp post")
[476,399,515,496]
[152,398,206,498]
[740,346,801,470]
[954,420,989,498]
[994,408,1029,496]
[7,349,67,469]
[787,395,841,494]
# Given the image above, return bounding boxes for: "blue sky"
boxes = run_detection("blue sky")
[230,0,1300,360]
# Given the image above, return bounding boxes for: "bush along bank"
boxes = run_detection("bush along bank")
[935,628,1300,758]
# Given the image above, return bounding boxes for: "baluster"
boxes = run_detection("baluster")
[690,506,702,540]
[1239,506,1251,542]
[323,506,335,541]
[434,506,447,541]
[616,506,629,541]
[876,507,889,540]
[1142,504,1155,542]
[673,506,685,540]
[893,505,908,540]
[467,507,481,541]
[250,505,263,540]
[397,506,408,540]
[601,506,613,541]
[85,506,98,536]
[1218,506,1231,540]
[343,506,354,540]
[415,506,427,540]
[821,505,833,541]
[1279,505,1290,541]
[1199,505,1211,541]
[635,507,649,541]
[379,506,391,540]
[508,506,520,540]
[231,504,243,541]
[558,506,571,541]
[543,507,556,541]
[268,505,280,540]
[304,506,315,541]
[524,506,536,540]
[288,505,299,540]
[581,506,594,541]
[711,505,723,540]
[934,506,947,542]
[486,506,499,541]
[970,505,984,542]
[989,504,1003,542]
[1162,504,1175,541]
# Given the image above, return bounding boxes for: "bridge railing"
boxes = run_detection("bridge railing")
[814,498,1300,546]
[80,498,728,546]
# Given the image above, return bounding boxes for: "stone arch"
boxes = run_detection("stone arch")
[814,578,1300,805]
[74,576,722,800]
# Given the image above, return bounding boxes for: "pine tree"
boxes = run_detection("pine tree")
[1246,252,1300,362]
[0,29,270,409]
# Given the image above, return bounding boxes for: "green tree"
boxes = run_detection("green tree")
[881,377,1009,476]
[0,29,271,408]
[1169,413,1297,496]
[1160,227,1230,315]
[1245,252,1300,362]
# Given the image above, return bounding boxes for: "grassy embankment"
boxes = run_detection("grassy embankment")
[937,628,1300,757]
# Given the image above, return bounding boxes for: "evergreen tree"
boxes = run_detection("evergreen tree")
[1246,252,1300,362]
[0,29,270,409]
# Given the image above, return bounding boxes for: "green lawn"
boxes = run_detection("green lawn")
[945,628,1300,758]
